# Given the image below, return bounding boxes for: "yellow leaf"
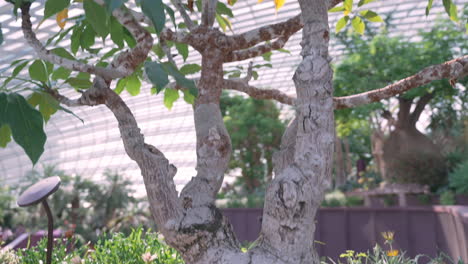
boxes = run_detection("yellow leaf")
[56,8,68,29]
[258,0,264,2]
[274,0,285,10]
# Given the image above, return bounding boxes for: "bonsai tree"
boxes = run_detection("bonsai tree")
[0,0,466,262]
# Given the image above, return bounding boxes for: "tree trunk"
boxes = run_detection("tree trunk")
[334,136,347,187]
[371,129,387,179]
[251,0,333,262]
[383,95,447,188]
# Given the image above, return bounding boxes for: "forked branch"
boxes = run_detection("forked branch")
[20,4,122,80]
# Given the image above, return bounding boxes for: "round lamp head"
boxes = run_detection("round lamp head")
[17,176,61,207]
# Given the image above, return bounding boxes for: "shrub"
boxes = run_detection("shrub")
[16,237,82,264]
[0,248,20,264]
[85,228,184,264]
[440,190,456,205]
[14,228,184,264]
[449,160,468,195]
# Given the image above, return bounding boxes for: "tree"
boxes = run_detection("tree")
[0,0,467,263]
[219,93,285,208]
[334,18,468,189]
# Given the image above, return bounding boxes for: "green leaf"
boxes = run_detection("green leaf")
[123,28,136,48]
[66,77,92,89]
[217,2,234,17]
[164,4,177,29]
[80,25,96,50]
[0,125,11,148]
[357,0,375,7]
[175,43,189,62]
[71,26,82,54]
[110,17,124,48]
[115,78,127,94]
[253,63,273,69]
[51,47,75,60]
[145,61,169,90]
[425,0,434,16]
[0,93,46,165]
[442,0,458,22]
[51,66,72,80]
[351,16,365,35]
[344,0,353,12]
[126,75,141,96]
[360,10,383,22]
[329,6,345,12]
[216,14,227,32]
[252,71,259,80]
[44,0,70,19]
[262,51,272,61]
[163,88,179,109]
[83,0,109,37]
[12,60,30,77]
[336,16,349,33]
[104,0,125,13]
[141,0,166,34]
[182,89,195,104]
[162,62,197,91]
[152,44,165,59]
[27,92,59,122]
[29,60,48,83]
[180,64,201,75]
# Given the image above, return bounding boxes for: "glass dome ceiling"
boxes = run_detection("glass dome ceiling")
[0,0,462,193]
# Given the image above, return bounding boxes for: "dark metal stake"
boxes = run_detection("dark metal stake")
[17,176,61,264]
[42,200,54,264]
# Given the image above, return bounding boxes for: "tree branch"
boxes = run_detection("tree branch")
[170,0,196,30]
[45,87,104,107]
[224,34,291,62]
[20,4,124,80]
[223,79,295,105]
[201,0,217,27]
[225,0,342,51]
[160,28,195,46]
[102,1,154,77]
[227,14,302,51]
[334,56,468,109]
[409,92,434,126]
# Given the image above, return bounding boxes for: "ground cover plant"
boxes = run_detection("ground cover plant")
[0,0,467,262]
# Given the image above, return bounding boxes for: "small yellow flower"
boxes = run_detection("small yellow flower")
[381,231,395,242]
[387,249,399,257]
[357,252,367,257]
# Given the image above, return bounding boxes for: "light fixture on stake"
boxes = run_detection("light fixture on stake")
[17,176,61,264]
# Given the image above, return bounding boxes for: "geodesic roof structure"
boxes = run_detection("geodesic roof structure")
[0,0,464,193]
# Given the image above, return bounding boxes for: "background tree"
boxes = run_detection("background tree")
[219,93,286,208]
[333,16,468,189]
[0,0,466,263]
